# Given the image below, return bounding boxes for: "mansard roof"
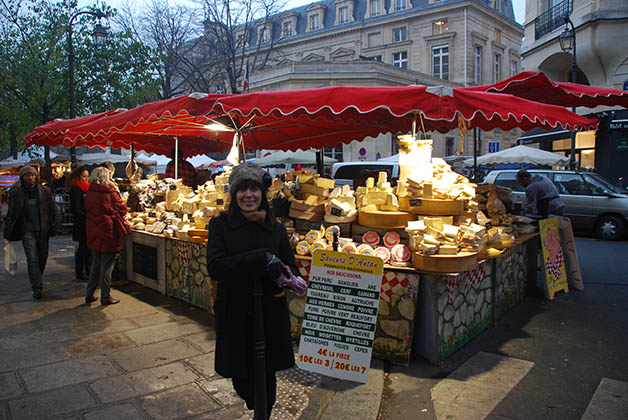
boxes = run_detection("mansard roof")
[245,0,518,47]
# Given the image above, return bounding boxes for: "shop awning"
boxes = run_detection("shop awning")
[517,127,572,145]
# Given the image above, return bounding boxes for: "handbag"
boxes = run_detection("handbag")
[113,213,131,238]
[4,240,17,275]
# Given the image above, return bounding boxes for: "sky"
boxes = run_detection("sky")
[80,0,526,25]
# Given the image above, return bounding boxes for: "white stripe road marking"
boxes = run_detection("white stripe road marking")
[431,352,535,420]
[581,378,628,420]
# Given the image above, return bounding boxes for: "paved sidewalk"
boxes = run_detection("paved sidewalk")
[0,235,383,420]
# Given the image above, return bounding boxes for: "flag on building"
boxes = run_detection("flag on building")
[242,58,249,92]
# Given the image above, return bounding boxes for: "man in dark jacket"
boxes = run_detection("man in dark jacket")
[516,169,565,217]
[3,166,59,299]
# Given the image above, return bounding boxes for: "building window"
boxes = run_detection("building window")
[474,45,482,84]
[392,51,408,69]
[510,59,518,77]
[395,0,406,11]
[393,27,407,43]
[215,84,225,94]
[432,45,449,80]
[310,14,320,31]
[433,19,448,35]
[281,21,292,37]
[259,27,270,43]
[338,6,349,24]
[446,137,455,156]
[370,0,381,16]
[491,0,502,12]
[494,53,501,82]
[495,29,501,43]
[324,145,343,162]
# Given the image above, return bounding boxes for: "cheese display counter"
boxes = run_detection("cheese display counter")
[121,135,544,365]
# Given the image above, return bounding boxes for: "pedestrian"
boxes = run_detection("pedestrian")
[3,165,59,299]
[165,148,197,188]
[206,162,305,419]
[66,166,91,281]
[516,169,565,217]
[84,167,127,305]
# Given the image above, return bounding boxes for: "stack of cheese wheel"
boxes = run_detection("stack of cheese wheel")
[382,231,400,248]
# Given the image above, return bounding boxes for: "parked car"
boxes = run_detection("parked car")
[484,169,628,240]
[331,162,399,188]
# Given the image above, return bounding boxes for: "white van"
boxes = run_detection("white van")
[331,162,399,188]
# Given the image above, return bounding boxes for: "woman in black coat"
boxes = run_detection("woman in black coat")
[66,166,91,281]
[206,162,298,419]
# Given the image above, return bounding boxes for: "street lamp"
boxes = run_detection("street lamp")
[559,15,578,170]
[68,9,108,164]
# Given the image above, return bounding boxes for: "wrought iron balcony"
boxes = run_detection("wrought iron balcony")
[534,0,572,40]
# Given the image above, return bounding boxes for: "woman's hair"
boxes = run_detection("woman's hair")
[227,179,273,220]
[90,166,114,185]
[65,166,88,189]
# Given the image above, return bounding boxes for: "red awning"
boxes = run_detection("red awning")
[465,71,628,108]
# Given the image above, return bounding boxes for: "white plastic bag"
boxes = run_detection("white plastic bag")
[4,241,17,275]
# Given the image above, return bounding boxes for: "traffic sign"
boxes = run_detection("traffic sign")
[488,141,501,153]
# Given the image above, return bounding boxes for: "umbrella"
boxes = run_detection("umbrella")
[462,145,569,167]
[254,150,337,167]
[211,85,597,151]
[465,71,628,109]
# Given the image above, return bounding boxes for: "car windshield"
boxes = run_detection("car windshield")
[582,173,625,195]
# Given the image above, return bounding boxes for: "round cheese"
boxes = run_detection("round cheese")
[362,231,380,246]
[296,240,311,255]
[374,247,391,263]
[391,244,411,262]
[383,231,400,248]
[357,244,375,256]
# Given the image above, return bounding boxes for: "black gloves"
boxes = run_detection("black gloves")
[265,252,283,281]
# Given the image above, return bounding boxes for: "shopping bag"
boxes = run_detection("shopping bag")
[114,214,131,238]
[4,241,17,275]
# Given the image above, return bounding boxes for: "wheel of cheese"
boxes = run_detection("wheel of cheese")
[341,243,358,254]
[296,240,311,255]
[310,240,327,253]
[391,244,411,262]
[374,247,391,263]
[325,225,340,242]
[358,209,416,228]
[362,231,380,246]
[383,231,400,248]
[357,244,375,256]
[305,229,321,244]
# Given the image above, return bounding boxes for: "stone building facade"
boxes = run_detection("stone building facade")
[228,0,524,162]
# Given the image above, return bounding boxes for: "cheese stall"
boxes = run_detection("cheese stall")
[24,83,599,365]
[121,133,541,365]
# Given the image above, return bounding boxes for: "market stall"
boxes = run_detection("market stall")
[25,78,616,365]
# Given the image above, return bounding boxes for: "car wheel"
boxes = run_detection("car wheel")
[596,215,626,241]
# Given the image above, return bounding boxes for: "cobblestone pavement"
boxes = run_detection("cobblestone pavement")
[0,235,358,420]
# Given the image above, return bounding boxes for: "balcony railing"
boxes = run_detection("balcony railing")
[534,0,572,40]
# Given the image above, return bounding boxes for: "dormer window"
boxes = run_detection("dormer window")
[282,21,293,37]
[334,0,354,26]
[370,0,382,16]
[338,6,349,24]
[306,4,326,32]
[433,19,448,35]
[280,12,298,38]
[395,0,407,11]
[393,27,407,42]
[259,27,270,43]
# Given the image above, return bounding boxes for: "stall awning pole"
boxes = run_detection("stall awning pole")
[175,137,179,179]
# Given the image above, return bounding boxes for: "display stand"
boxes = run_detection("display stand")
[124,231,166,294]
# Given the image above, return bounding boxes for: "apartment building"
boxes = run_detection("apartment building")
[228,0,523,161]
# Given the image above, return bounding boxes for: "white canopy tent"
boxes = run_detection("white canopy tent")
[77,152,156,166]
[463,145,569,167]
[254,150,338,167]
[0,147,58,170]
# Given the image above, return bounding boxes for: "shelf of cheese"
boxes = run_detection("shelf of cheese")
[288,173,358,223]
[398,196,464,215]
[356,171,415,228]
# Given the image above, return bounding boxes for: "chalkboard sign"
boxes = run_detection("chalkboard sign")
[133,242,158,281]
[409,199,422,207]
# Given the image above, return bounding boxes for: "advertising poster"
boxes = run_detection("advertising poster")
[297,249,384,383]
[539,218,569,300]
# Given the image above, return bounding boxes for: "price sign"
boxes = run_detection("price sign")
[297,249,383,383]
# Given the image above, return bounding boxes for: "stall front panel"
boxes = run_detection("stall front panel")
[165,238,215,312]
[493,242,529,322]
[125,231,166,294]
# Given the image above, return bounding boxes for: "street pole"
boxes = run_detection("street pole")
[565,16,578,170]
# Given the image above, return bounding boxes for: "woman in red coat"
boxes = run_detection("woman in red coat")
[84,167,127,305]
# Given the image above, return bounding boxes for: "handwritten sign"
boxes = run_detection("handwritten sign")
[539,218,569,300]
[297,249,383,383]
[550,215,583,291]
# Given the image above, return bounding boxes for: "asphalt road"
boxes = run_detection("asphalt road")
[379,236,628,420]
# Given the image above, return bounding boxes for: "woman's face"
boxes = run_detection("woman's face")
[80,170,89,182]
[236,185,262,212]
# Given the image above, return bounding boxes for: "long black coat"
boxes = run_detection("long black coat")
[3,181,58,242]
[69,185,87,242]
[206,209,297,379]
